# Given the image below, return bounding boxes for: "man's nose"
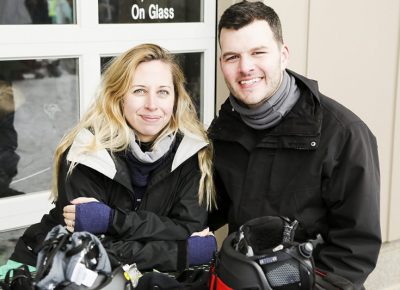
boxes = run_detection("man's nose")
[239,56,255,74]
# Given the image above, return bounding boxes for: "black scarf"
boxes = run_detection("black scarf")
[126,138,174,209]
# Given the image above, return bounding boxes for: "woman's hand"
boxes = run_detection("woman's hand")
[63,197,99,232]
[188,227,217,266]
[190,227,214,237]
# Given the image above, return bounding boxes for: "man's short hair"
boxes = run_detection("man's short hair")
[218,1,283,45]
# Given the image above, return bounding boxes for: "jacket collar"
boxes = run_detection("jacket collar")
[171,131,208,171]
[209,70,322,151]
[67,128,207,180]
[66,129,117,179]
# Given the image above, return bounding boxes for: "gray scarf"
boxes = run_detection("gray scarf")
[129,131,175,163]
[229,71,300,130]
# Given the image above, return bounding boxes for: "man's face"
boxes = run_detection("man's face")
[219,20,289,108]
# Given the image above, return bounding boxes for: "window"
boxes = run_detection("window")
[0,0,216,230]
[0,0,77,25]
[0,59,79,196]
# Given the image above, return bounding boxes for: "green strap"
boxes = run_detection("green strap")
[0,260,36,280]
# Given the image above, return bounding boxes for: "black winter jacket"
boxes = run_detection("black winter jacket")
[208,70,381,289]
[11,130,208,272]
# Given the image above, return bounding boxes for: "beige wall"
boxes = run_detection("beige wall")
[216,0,400,243]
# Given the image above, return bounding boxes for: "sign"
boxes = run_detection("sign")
[99,0,202,24]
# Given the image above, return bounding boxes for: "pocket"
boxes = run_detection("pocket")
[293,185,324,226]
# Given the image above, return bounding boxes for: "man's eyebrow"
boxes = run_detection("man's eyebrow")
[250,46,269,52]
[221,51,238,59]
[222,46,270,58]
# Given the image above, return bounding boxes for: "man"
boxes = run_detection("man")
[208,1,381,289]
[0,77,23,198]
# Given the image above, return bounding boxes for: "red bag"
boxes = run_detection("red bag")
[209,265,232,290]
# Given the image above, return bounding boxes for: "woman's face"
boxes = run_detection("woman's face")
[124,60,175,142]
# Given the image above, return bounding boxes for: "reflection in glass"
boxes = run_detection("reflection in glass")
[101,52,202,118]
[0,0,76,25]
[175,53,202,118]
[98,0,202,24]
[0,59,79,196]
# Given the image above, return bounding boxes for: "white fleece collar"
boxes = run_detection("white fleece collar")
[171,132,208,172]
[66,128,117,180]
[66,129,208,177]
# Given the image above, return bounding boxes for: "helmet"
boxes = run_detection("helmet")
[35,225,133,290]
[210,216,315,290]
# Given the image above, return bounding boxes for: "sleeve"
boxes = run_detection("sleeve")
[107,155,208,241]
[316,122,381,288]
[57,155,110,206]
[103,238,188,272]
[105,235,217,272]
[207,167,230,232]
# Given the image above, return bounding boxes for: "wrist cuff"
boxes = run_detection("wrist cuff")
[75,202,112,234]
[187,235,217,266]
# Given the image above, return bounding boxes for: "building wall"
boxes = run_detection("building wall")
[216,1,400,289]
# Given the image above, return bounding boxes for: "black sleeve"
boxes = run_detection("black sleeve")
[207,168,230,232]
[57,155,111,205]
[104,238,188,272]
[316,122,381,289]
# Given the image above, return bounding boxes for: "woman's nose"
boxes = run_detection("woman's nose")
[144,94,157,110]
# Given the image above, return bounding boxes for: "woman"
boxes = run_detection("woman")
[5,43,216,273]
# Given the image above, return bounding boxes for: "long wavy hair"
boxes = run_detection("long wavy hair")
[51,43,215,210]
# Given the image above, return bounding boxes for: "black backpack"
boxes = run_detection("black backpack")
[135,267,210,290]
[0,264,34,290]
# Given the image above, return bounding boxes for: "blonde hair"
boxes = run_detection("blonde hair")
[0,80,15,118]
[52,43,215,210]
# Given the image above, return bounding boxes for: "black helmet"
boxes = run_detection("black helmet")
[210,216,315,290]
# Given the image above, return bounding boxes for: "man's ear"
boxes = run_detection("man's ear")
[281,44,290,69]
